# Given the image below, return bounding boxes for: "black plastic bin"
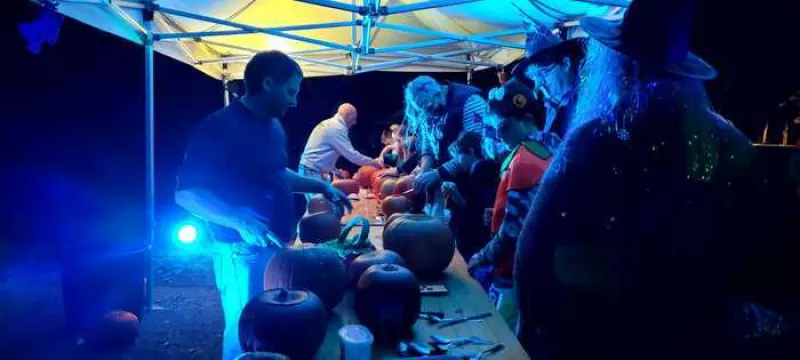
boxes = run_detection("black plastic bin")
[59,240,149,338]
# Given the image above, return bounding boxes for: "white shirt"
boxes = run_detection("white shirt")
[299,114,375,172]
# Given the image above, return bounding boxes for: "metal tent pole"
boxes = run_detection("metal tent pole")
[222,64,231,107]
[143,6,155,311]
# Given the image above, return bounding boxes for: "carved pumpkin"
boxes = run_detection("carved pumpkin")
[297,212,341,244]
[354,264,421,342]
[383,214,455,278]
[381,195,412,218]
[348,249,406,286]
[239,289,327,359]
[332,179,360,195]
[264,244,348,310]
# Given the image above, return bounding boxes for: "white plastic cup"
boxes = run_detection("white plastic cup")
[338,324,374,360]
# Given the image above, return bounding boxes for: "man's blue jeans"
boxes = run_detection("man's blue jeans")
[212,241,277,360]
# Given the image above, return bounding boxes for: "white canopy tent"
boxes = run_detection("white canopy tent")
[29,0,628,307]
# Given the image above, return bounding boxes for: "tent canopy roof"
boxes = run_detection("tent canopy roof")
[44,0,628,79]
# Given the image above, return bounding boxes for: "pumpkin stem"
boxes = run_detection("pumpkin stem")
[276,288,289,302]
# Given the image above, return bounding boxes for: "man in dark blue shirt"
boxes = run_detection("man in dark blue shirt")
[175,51,351,360]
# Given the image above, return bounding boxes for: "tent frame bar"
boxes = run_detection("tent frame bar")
[104,0,526,76]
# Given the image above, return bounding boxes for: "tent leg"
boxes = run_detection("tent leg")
[144,10,156,311]
[223,80,231,107]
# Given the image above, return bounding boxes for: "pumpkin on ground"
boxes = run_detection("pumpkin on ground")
[264,244,348,310]
[86,310,140,350]
[297,212,341,243]
[354,264,421,342]
[383,213,455,278]
[348,249,406,286]
[332,179,360,195]
[239,288,327,359]
[381,195,412,218]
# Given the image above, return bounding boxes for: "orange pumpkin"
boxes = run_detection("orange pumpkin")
[354,166,379,189]
[332,179,360,195]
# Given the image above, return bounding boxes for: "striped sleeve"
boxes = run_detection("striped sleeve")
[476,187,537,264]
[463,94,488,133]
[462,94,506,159]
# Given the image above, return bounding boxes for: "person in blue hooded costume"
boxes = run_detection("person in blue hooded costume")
[514,0,770,359]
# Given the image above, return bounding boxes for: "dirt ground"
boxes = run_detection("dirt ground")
[0,252,225,360]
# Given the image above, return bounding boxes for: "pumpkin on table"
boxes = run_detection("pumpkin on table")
[239,288,328,359]
[348,249,406,286]
[264,244,348,310]
[307,194,336,214]
[297,211,341,244]
[354,166,379,189]
[379,178,398,199]
[381,195,412,218]
[383,213,455,278]
[354,264,421,342]
[332,179,360,195]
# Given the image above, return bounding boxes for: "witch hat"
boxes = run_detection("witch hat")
[580,0,717,80]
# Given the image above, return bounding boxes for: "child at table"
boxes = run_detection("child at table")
[438,131,497,261]
[467,80,560,327]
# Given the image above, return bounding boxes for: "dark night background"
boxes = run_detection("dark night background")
[1,0,799,259]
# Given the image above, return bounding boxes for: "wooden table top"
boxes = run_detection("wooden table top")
[315,192,529,359]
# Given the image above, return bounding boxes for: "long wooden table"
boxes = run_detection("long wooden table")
[315,191,528,359]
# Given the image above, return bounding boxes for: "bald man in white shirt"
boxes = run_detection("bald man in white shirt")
[298,103,382,195]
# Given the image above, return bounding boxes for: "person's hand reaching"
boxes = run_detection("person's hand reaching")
[236,209,285,248]
[467,252,488,274]
[413,169,440,192]
[323,183,353,213]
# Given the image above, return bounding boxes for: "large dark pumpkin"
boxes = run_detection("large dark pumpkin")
[264,244,348,310]
[383,214,455,278]
[239,288,327,359]
[348,249,406,286]
[381,195,412,218]
[298,212,341,243]
[354,264,421,342]
[332,179,360,195]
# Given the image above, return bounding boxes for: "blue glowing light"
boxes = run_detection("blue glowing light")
[176,224,198,244]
